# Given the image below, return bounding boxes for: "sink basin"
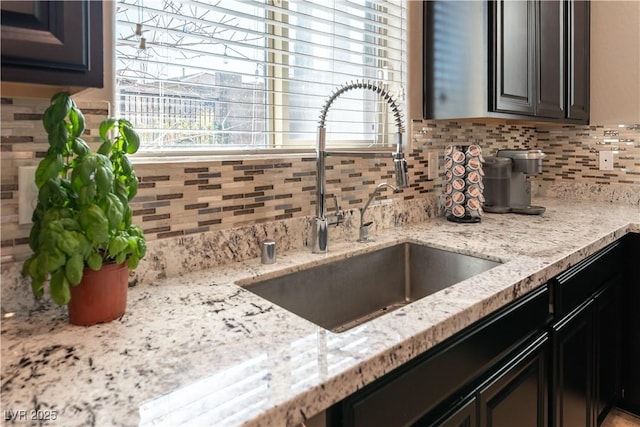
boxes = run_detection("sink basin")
[238,243,501,333]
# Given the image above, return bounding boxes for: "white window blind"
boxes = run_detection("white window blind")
[115,0,407,153]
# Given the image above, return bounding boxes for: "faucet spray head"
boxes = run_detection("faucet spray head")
[393,132,409,188]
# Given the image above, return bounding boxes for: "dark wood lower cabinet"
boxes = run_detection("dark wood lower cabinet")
[478,335,548,427]
[620,234,640,416]
[425,335,549,427]
[328,237,635,427]
[329,286,550,427]
[552,300,594,427]
[594,279,621,425]
[424,397,476,427]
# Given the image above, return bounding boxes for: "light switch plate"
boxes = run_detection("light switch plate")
[599,151,614,171]
[18,166,38,225]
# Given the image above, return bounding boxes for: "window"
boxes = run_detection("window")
[115,0,407,153]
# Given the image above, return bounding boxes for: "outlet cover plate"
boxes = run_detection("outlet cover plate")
[18,166,38,225]
[427,150,439,180]
[599,151,614,171]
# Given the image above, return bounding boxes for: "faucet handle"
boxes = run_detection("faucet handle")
[332,195,341,212]
[328,195,344,226]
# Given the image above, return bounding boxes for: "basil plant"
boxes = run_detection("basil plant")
[22,92,146,305]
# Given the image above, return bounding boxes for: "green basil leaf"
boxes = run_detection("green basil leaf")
[95,165,114,197]
[127,253,140,269]
[41,207,72,224]
[35,155,63,188]
[79,204,110,244]
[96,153,112,167]
[129,224,144,238]
[37,181,53,209]
[57,230,81,256]
[97,140,112,155]
[121,123,140,154]
[122,206,132,228]
[38,179,65,209]
[21,256,33,276]
[44,248,67,274]
[102,193,124,230]
[58,218,81,231]
[68,106,86,138]
[136,237,147,258]
[50,93,72,122]
[28,254,42,280]
[31,276,45,299]
[50,269,71,306]
[43,106,56,134]
[71,137,90,156]
[65,254,84,286]
[87,251,103,271]
[73,232,92,257]
[48,122,69,153]
[71,155,98,188]
[28,221,41,251]
[114,180,129,205]
[78,181,97,206]
[115,251,127,265]
[127,171,139,200]
[120,156,132,175]
[99,118,118,141]
[108,235,129,258]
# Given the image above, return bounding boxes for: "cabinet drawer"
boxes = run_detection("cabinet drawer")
[553,240,623,317]
[333,285,550,427]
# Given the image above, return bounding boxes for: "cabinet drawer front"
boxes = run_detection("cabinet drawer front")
[553,240,623,316]
[337,285,550,427]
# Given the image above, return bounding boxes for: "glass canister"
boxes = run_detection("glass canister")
[443,144,485,223]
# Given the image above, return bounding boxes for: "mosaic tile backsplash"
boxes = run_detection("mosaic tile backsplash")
[1,96,639,266]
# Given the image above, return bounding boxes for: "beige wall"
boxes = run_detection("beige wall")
[590,0,640,124]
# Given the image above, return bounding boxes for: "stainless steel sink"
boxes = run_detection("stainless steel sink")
[238,243,501,333]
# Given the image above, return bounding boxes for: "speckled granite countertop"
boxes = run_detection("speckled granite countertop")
[2,197,639,427]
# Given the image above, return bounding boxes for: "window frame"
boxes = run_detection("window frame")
[111,0,411,159]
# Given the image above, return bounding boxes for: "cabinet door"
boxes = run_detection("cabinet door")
[566,0,590,121]
[594,278,621,425]
[552,301,594,427]
[493,0,535,115]
[535,0,565,118]
[0,0,103,87]
[423,397,477,427]
[478,335,548,427]
[620,234,640,415]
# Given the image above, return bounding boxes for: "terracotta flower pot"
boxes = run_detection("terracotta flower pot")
[67,262,129,326]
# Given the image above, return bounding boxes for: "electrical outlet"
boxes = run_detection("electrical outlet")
[599,151,614,171]
[18,166,38,225]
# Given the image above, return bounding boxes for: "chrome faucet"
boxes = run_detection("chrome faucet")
[358,182,400,242]
[312,80,409,254]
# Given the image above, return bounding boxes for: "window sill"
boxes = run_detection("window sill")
[130,147,398,165]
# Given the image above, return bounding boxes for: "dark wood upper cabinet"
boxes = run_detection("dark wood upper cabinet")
[493,0,536,115]
[424,0,589,124]
[566,0,590,121]
[1,0,103,88]
[536,0,565,118]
